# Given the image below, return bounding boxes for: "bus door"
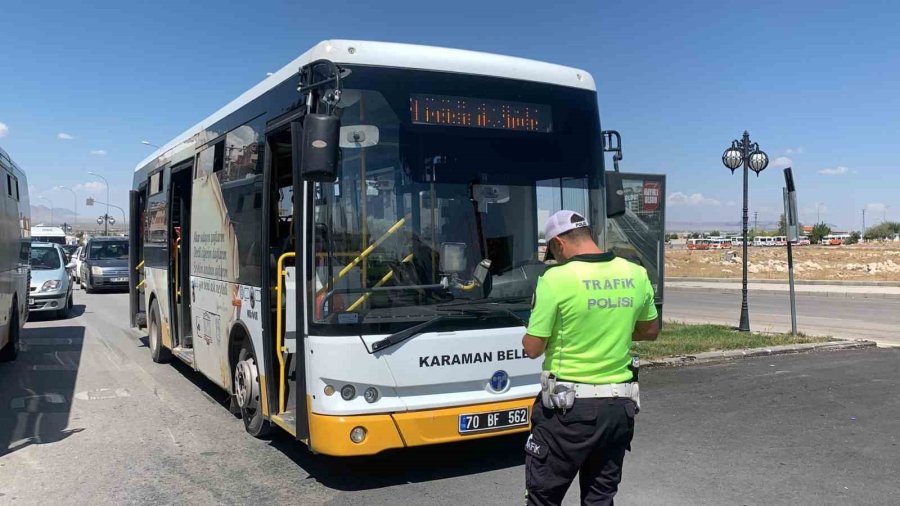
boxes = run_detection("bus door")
[129,185,148,328]
[168,162,193,353]
[605,173,666,318]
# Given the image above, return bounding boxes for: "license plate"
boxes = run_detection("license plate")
[458,407,529,434]
[112,277,128,283]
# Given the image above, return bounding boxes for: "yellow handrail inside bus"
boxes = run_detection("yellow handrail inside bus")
[321,213,411,292]
[136,260,144,270]
[136,279,145,289]
[346,253,414,312]
[174,237,181,298]
[276,251,296,414]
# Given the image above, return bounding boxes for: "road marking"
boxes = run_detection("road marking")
[74,388,131,401]
[9,393,66,410]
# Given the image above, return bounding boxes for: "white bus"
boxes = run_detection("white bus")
[0,146,30,362]
[128,40,652,456]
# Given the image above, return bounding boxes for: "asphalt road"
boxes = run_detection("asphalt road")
[2,290,899,504]
[665,287,900,346]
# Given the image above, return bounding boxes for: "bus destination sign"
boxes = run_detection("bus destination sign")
[410,94,552,133]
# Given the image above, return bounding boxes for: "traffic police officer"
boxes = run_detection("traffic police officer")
[522,210,659,506]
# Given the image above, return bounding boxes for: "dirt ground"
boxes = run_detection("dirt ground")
[665,242,900,281]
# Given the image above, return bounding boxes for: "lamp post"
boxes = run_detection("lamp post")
[722,131,769,332]
[54,185,78,233]
[37,196,54,226]
[88,171,110,236]
[141,140,159,148]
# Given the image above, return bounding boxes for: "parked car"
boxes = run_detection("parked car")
[62,244,79,261]
[80,237,130,293]
[29,242,75,318]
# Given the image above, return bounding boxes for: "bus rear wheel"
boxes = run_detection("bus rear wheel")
[234,343,272,438]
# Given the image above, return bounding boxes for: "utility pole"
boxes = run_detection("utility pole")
[862,208,866,239]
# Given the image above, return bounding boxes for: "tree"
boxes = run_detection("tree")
[847,232,861,245]
[709,230,721,237]
[777,214,786,236]
[864,221,900,241]
[810,222,832,244]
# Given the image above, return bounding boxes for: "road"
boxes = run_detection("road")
[666,287,900,346]
[1,291,899,504]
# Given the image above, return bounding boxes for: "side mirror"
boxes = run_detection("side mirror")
[293,114,340,183]
[66,261,76,270]
[606,171,626,218]
[439,242,467,273]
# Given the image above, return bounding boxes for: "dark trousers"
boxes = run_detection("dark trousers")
[524,397,636,506]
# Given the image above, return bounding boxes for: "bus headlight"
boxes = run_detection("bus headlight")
[363,387,379,403]
[340,384,355,401]
[350,426,367,444]
[91,266,103,276]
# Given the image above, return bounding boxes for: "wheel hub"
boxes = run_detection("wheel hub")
[234,357,260,410]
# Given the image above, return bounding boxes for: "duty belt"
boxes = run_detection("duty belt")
[571,381,637,399]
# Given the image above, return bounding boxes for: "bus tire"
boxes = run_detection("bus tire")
[148,299,171,363]
[234,342,272,438]
[0,302,20,362]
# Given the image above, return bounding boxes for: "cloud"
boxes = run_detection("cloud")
[57,132,75,140]
[784,147,804,155]
[0,122,8,138]
[817,166,849,176]
[865,203,887,212]
[72,181,106,193]
[90,149,107,156]
[772,156,792,169]
[668,192,721,207]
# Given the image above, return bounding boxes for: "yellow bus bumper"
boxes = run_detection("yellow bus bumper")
[308,397,533,457]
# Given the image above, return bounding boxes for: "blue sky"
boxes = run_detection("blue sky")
[1,0,898,230]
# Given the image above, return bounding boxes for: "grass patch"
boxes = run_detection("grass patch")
[631,322,833,360]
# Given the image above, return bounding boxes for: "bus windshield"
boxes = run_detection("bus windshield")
[310,66,603,331]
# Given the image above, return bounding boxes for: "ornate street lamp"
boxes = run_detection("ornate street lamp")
[722,131,769,332]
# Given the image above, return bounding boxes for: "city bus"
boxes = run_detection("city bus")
[128,40,656,456]
[0,146,31,362]
[822,234,850,246]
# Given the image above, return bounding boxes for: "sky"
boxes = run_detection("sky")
[1,0,898,231]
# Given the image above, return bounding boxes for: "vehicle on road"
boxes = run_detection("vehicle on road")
[709,237,732,249]
[62,243,79,260]
[128,40,661,456]
[28,242,75,318]
[822,234,850,246]
[753,236,777,247]
[80,236,130,293]
[31,225,66,245]
[0,146,30,362]
[72,246,84,283]
[687,238,711,250]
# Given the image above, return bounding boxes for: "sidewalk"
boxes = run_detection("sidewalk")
[667,280,900,299]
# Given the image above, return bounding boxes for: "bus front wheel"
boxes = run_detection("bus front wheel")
[148,299,171,363]
[234,342,272,438]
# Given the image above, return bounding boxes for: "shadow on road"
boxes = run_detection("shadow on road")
[0,322,86,458]
[269,430,528,492]
[128,330,528,491]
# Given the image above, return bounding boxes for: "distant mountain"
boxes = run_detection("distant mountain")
[30,205,125,227]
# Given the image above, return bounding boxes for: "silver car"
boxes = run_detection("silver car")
[29,242,75,318]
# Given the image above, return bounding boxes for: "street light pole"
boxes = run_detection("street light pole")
[54,186,77,233]
[722,131,769,332]
[88,171,110,236]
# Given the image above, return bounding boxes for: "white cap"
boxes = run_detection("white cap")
[544,210,589,242]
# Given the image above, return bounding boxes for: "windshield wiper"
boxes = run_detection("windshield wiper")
[370,315,449,353]
[369,303,526,354]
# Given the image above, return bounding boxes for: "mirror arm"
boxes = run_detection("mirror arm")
[602,130,623,172]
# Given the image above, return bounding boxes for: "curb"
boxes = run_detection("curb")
[668,277,900,287]
[643,340,877,368]
[666,284,900,300]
